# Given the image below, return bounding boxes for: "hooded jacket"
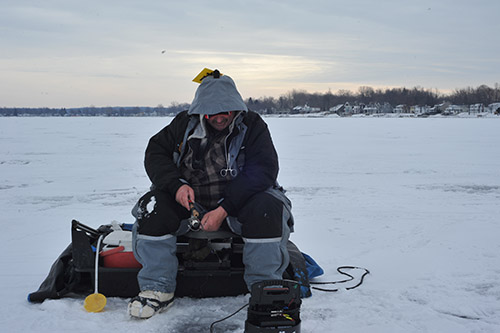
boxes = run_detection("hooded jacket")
[144,110,279,216]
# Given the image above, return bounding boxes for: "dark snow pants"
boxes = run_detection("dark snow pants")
[132,188,291,293]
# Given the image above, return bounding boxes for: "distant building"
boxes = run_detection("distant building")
[410,105,431,115]
[394,104,408,113]
[469,104,485,113]
[430,102,451,114]
[329,104,345,113]
[292,103,321,113]
[488,103,500,114]
[444,105,467,115]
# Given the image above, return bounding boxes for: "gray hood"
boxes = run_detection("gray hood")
[188,75,248,115]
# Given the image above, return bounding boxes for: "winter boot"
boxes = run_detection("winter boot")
[128,290,174,319]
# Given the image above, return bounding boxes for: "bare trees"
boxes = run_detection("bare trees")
[245,84,499,113]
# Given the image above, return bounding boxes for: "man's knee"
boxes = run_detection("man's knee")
[238,192,284,239]
[135,189,188,236]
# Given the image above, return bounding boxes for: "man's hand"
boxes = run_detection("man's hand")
[201,206,228,232]
[175,184,195,210]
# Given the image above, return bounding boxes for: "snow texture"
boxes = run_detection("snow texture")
[1,116,499,332]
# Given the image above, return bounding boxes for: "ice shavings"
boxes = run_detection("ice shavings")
[146,195,156,214]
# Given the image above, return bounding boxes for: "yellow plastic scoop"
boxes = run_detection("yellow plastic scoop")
[84,293,107,312]
[84,234,107,312]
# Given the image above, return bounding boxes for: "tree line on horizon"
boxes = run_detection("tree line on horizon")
[245,83,500,113]
[1,83,499,116]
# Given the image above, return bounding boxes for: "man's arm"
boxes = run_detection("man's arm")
[144,112,190,197]
[221,113,279,215]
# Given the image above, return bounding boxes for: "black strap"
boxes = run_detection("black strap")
[130,295,174,312]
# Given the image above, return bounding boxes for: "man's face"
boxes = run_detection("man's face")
[205,111,236,131]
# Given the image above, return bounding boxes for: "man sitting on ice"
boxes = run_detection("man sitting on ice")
[128,70,293,319]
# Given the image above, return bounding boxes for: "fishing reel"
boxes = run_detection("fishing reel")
[188,215,201,231]
[188,201,204,231]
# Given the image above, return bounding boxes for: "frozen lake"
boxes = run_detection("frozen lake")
[1,116,499,332]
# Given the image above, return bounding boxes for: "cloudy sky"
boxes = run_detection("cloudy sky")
[1,0,499,108]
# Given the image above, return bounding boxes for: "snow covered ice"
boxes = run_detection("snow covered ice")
[1,116,499,332]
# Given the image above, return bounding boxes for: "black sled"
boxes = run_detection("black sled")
[28,220,312,303]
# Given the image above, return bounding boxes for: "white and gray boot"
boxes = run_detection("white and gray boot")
[128,290,174,319]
